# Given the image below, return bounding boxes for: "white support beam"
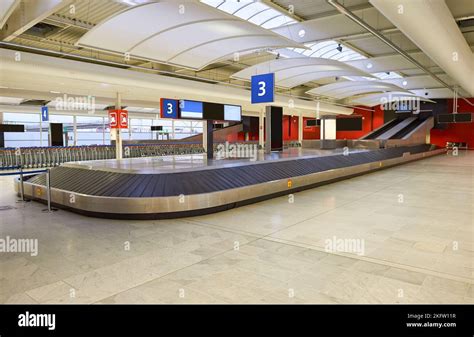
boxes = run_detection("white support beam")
[259,108,264,149]
[1,0,71,41]
[0,0,20,29]
[298,112,303,144]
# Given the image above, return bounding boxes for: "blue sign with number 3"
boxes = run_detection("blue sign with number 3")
[160,98,179,119]
[251,73,274,104]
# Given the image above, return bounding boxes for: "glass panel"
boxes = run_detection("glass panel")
[262,15,296,29]
[215,0,249,14]
[234,2,268,20]
[201,0,296,28]
[248,8,278,26]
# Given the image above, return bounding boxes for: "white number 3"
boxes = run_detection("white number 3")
[258,81,266,96]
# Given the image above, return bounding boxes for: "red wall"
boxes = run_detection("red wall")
[302,117,320,140]
[302,106,378,140]
[224,98,473,146]
[373,105,385,130]
[283,115,299,141]
[430,98,474,149]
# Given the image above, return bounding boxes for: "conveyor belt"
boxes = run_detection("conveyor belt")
[17,144,444,219]
[26,144,432,197]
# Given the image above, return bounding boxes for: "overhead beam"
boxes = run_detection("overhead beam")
[303,3,374,20]
[45,14,95,30]
[1,0,71,42]
[264,0,304,22]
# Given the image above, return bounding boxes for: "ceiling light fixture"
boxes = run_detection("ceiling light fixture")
[402,80,408,86]
[366,63,373,69]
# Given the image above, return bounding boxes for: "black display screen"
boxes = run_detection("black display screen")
[50,123,64,146]
[306,119,320,127]
[243,116,259,133]
[454,113,472,123]
[271,106,283,151]
[202,102,224,120]
[438,114,455,123]
[0,124,25,132]
[151,126,163,131]
[336,117,363,131]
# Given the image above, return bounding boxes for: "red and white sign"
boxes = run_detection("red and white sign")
[109,110,128,129]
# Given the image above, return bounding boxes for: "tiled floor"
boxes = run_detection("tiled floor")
[0,151,472,304]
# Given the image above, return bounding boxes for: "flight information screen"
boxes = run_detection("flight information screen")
[224,105,241,121]
[180,100,203,119]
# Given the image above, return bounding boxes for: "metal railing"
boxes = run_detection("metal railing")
[0,167,52,212]
[0,143,205,169]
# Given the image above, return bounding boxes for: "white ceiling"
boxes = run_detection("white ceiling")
[77,1,303,70]
[231,57,373,88]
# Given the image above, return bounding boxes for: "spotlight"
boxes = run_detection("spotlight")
[386,71,390,75]
[336,44,343,52]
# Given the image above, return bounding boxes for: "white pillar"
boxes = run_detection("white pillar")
[202,120,208,152]
[320,116,337,149]
[298,112,303,144]
[39,113,43,146]
[115,92,123,159]
[102,117,106,145]
[171,119,175,140]
[73,115,77,146]
[258,108,264,149]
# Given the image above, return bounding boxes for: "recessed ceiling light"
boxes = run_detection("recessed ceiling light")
[101,83,110,86]
[0,86,9,89]
[402,80,408,86]
[49,91,61,94]
[366,63,373,69]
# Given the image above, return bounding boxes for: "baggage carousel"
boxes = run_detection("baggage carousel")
[15,144,445,219]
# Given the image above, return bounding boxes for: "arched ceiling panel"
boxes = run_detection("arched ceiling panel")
[231,57,373,88]
[349,92,432,107]
[279,70,371,88]
[132,20,264,61]
[76,1,302,70]
[0,0,19,29]
[307,80,408,99]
